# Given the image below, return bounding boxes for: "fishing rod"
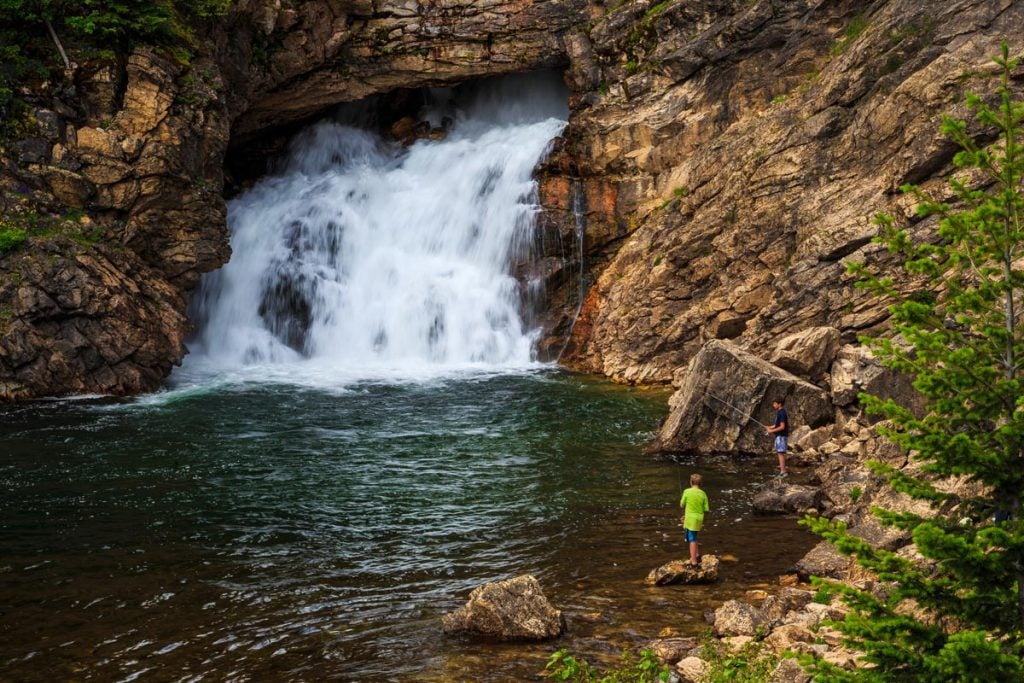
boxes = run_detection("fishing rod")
[704,389,770,428]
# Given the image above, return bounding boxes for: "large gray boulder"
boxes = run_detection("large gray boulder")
[654,340,833,455]
[441,574,565,641]
[769,326,841,380]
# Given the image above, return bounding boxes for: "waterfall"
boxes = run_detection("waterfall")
[185,74,568,382]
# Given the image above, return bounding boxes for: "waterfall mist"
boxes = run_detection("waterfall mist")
[184,73,568,384]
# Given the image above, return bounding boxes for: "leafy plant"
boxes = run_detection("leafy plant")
[802,43,1024,681]
[700,632,782,682]
[544,648,669,682]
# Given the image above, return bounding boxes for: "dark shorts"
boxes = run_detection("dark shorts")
[685,528,699,543]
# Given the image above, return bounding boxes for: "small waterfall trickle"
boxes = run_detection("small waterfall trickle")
[185,74,568,381]
[556,178,588,360]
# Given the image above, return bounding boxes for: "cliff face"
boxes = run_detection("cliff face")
[0,0,586,399]
[1,0,1020,399]
[551,0,1024,382]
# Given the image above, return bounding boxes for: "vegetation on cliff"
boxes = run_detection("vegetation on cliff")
[0,0,229,138]
[805,44,1024,680]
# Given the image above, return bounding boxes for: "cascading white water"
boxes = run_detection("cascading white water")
[185,74,568,382]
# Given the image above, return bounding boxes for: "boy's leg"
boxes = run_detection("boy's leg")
[686,529,699,565]
[775,435,787,475]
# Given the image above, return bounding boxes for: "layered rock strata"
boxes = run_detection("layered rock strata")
[3,0,1023,398]
[553,0,1024,382]
[0,0,587,399]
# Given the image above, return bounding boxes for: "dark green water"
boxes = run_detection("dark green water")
[1,370,814,681]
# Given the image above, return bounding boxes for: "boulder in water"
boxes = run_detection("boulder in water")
[645,554,720,585]
[653,340,832,455]
[441,574,565,641]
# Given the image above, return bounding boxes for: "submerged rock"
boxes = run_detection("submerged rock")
[646,554,720,586]
[441,574,565,641]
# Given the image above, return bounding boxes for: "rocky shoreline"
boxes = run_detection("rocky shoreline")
[436,328,919,679]
[626,329,931,680]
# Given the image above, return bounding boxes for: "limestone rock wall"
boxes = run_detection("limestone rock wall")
[553,0,1024,383]
[3,0,1022,399]
[0,0,587,399]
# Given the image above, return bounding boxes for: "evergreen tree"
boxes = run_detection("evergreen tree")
[803,43,1024,681]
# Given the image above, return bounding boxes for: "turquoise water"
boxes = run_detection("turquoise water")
[1,371,814,680]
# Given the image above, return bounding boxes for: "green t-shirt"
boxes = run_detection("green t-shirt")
[680,486,710,531]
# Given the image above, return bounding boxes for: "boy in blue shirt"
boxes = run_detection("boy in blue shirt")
[765,398,789,477]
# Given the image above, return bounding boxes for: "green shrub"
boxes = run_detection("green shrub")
[0,226,28,253]
[544,648,669,682]
[0,0,233,136]
[830,12,869,56]
[700,633,781,682]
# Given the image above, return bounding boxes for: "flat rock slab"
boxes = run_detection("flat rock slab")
[646,554,720,585]
[753,482,825,514]
[441,574,565,641]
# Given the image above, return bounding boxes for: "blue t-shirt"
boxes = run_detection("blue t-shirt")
[774,407,790,436]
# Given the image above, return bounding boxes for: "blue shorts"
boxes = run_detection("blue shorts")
[775,435,788,453]
[685,529,699,543]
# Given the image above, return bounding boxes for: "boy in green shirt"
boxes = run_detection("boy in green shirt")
[680,473,710,568]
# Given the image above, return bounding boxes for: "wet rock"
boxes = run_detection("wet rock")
[712,600,766,637]
[0,237,187,399]
[769,326,840,380]
[654,340,833,455]
[753,483,825,515]
[646,554,720,586]
[389,115,418,141]
[441,574,565,641]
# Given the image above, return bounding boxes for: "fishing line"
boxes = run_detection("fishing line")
[701,388,771,429]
